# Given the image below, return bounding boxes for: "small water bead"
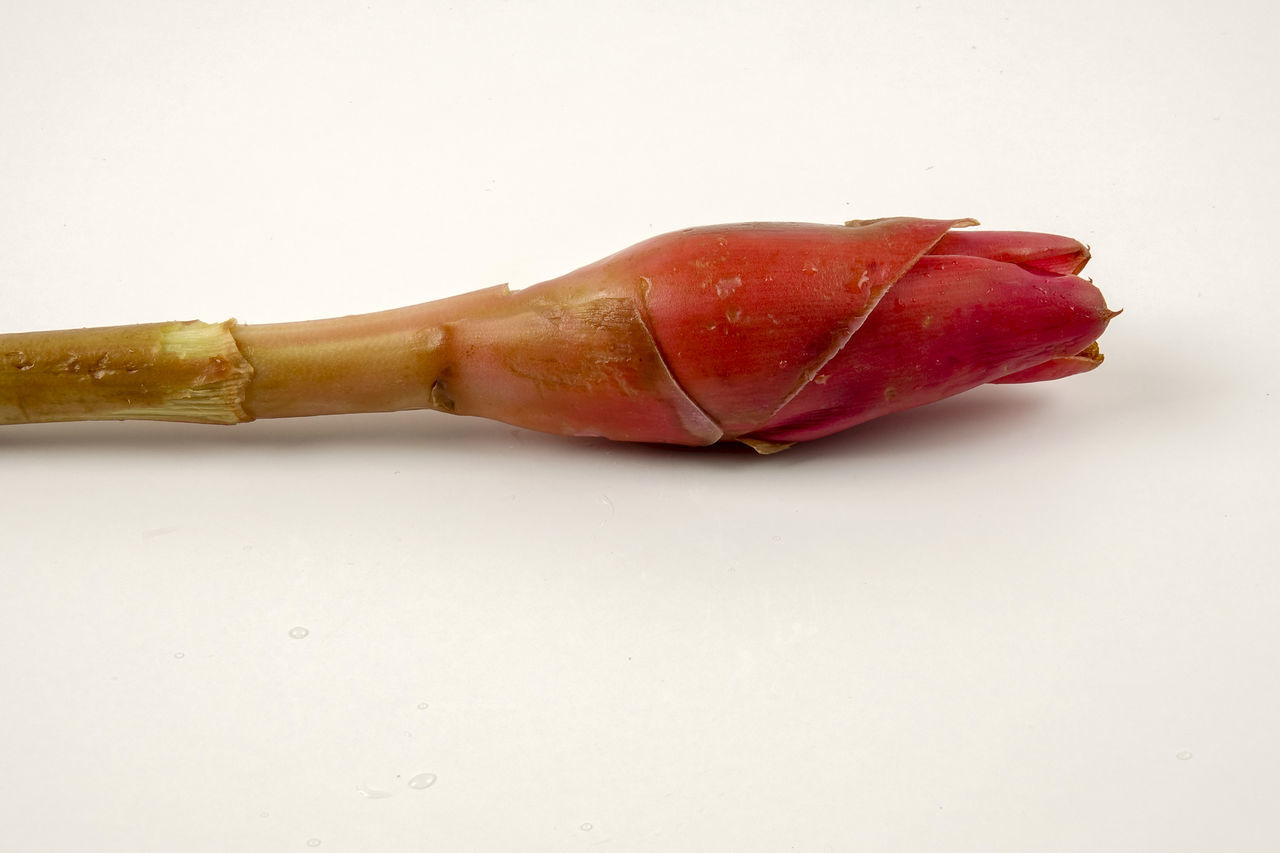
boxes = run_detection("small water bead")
[306,839,321,848]
[580,823,594,832]
[407,773,437,790]
[173,652,185,659]
[1176,751,1194,761]
[357,786,392,799]
[288,627,310,639]
[417,702,429,710]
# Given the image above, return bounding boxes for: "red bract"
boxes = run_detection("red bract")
[440,218,1114,450]
[0,218,1116,452]
[754,235,1110,443]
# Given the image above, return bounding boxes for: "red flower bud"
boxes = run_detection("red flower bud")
[435,218,1115,450]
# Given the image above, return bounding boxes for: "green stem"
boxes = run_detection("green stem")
[0,285,511,426]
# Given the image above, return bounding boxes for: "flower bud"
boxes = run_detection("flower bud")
[431,218,1115,450]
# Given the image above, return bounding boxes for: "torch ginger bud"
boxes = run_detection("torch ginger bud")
[432,218,1114,449]
[0,218,1115,451]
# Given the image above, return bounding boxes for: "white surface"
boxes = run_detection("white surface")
[2,2,1277,850]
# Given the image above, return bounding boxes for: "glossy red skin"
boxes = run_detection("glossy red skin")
[751,254,1111,443]
[991,351,1104,384]
[929,230,1091,275]
[432,219,1113,447]
[628,218,969,435]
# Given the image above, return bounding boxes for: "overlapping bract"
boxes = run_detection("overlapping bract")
[432,218,1113,449]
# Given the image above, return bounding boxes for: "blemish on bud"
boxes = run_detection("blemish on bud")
[922,315,934,328]
[801,262,819,274]
[725,306,743,324]
[814,374,829,385]
[715,276,742,298]
[884,386,898,401]
[778,360,789,368]
[419,327,445,352]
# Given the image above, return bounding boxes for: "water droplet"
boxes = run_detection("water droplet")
[306,839,321,848]
[259,811,270,818]
[417,702,429,710]
[173,652,185,659]
[1176,751,1193,761]
[580,822,594,832]
[407,773,437,790]
[288,627,309,639]
[357,786,392,799]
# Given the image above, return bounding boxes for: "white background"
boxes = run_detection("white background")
[2,2,1277,850]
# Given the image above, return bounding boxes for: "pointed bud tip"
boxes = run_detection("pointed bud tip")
[1074,244,1093,275]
